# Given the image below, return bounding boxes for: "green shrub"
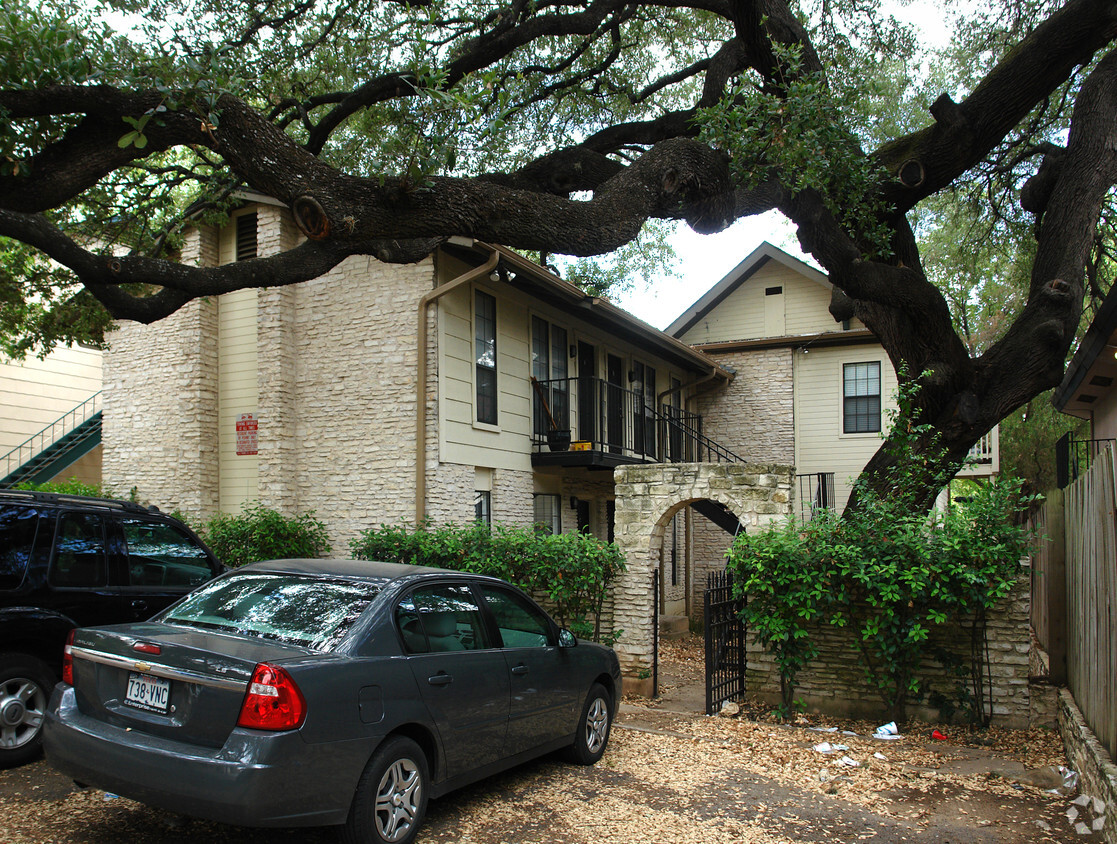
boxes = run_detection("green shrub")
[15,477,117,498]
[350,520,625,644]
[727,372,1035,723]
[201,503,332,567]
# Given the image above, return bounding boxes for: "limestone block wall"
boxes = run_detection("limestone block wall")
[277,255,435,550]
[102,226,220,519]
[610,462,794,681]
[744,573,1034,727]
[693,347,794,464]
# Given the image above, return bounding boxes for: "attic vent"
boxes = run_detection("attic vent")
[765,286,783,296]
[1078,394,1098,403]
[1090,375,1114,388]
[236,213,258,261]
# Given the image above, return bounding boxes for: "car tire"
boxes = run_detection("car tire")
[342,736,429,844]
[0,653,56,769]
[563,682,612,765]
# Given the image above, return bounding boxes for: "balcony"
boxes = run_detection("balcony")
[531,377,743,469]
[957,427,1000,477]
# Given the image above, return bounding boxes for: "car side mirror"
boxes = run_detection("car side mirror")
[558,628,577,648]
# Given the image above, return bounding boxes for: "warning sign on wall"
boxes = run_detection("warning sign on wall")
[236,413,258,456]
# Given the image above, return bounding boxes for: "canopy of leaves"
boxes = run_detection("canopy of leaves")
[3,0,1116,503]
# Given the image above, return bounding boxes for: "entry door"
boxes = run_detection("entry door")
[606,354,624,454]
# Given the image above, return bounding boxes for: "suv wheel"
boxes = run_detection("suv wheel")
[0,654,55,768]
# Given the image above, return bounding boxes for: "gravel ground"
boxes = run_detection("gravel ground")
[0,636,1095,844]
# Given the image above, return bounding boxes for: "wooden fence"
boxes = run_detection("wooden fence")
[1061,447,1117,760]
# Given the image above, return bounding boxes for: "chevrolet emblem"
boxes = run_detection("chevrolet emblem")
[134,661,152,672]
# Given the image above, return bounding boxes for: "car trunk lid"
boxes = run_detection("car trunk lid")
[70,623,313,748]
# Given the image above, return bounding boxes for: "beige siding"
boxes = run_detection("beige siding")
[678,259,863,344]
[217,288,260,511]
[793,344,898,512]
[0,346,102,454]
[438,280,690,472]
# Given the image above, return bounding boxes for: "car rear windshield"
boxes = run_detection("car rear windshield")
[160,571,386,650]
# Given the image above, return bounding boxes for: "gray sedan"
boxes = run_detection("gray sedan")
[43,559,621,844]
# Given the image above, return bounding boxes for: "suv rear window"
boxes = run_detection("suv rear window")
[160,571,386,651]
[0,504,40,590]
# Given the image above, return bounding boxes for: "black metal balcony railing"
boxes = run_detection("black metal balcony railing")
[1056,433,1116,489]
[531,377,744,465]
[795,472,836,520]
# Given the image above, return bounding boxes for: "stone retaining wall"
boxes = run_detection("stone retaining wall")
[1059,689,1117,842]
[743,573,1035,727]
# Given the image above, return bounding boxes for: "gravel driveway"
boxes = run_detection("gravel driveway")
[0,637,1089,843]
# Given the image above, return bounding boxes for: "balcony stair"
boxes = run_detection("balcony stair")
[688,499,745,536]
[1,393,102,488]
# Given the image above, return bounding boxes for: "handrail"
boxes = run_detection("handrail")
[1,391,102,480]
[531,377,745,464]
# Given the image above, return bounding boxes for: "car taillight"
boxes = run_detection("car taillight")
[62,629,75,685]
[236,663,306,731]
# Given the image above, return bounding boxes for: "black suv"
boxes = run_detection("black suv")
[0,490,221,767]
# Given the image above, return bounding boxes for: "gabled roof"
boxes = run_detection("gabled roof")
[443,238,732,382]
[1053,284,1117,416]
[666,241,830,338]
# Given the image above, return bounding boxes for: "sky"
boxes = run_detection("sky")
[613,212,807,331]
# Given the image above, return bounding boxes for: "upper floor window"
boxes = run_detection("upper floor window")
[531,316,569,435]
[843,361,881,434]
[475,290,497,425]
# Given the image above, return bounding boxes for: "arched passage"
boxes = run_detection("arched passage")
[610,462,793,691]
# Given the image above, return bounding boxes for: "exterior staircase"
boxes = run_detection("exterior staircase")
[1,393,102,488]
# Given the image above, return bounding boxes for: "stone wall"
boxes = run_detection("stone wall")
[693,347,794,464]
[744,573,1035,727]
[610,462,794,685]
[1059,689,1117,843]
[103,226,221,519]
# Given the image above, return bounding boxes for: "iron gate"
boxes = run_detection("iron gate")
[704,569,747,715]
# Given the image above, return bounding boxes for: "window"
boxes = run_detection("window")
[475,290,498,425]
[474,490,491,526]
[121,518,213,587]
[632,361,657,456]
[396,584,487,653]
[0,505,39,590]
[843,361,881,433]
[531,317,569,436]
[49,512,107,587]
[533,493,561,535]
[478,586,553,648]
[162,571,383,651]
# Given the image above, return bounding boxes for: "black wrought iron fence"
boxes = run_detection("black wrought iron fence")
[531,376,744,463]
[704,569,747,715]
[1056,433,1116,489]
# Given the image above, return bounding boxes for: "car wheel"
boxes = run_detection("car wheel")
[0,654,55,769]
[563,682,612,765]
[342,736,429,844]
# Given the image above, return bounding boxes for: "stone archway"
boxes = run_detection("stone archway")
[610,462,793,692]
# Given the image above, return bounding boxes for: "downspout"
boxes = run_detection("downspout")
[415,248,500,522]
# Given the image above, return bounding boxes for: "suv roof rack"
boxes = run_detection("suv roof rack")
[0,489,162,515]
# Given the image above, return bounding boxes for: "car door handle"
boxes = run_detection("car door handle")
[511,664,529,676]
[427,673,453,686]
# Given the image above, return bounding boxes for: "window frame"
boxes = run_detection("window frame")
[532,493,561,535]
[474,289,498,426]
[841,360,882,435]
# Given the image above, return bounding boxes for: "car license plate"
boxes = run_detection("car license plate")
[125,672,170,713]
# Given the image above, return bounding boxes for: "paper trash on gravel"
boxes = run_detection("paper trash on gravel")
[873,721,901,740]
[838,756,861,767]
